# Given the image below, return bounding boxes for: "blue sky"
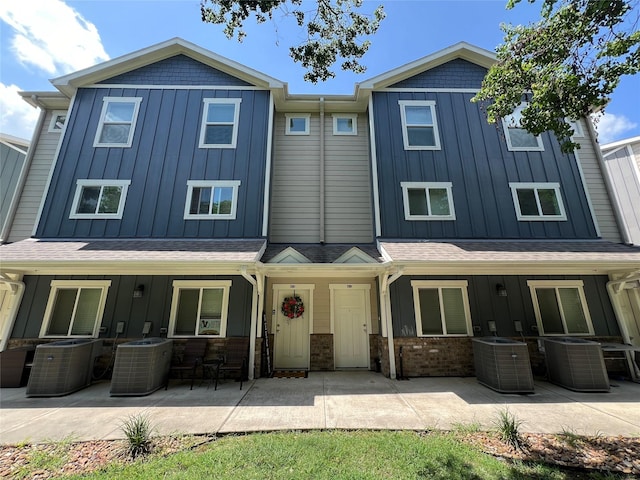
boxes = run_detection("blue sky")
[1,0,638,144]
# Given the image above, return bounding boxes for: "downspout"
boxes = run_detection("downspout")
[240,266,259,380]
[586,118,631,244]
[379,267,404,379]
[0,108,46,243]
[0,274,25,352]
[319,97,326,244]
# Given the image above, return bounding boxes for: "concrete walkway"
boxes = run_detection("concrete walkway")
[1,372,639,445]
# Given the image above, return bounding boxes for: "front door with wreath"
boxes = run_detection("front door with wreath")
[273,287,311,370]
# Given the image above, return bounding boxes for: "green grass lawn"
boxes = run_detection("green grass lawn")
[63,430,620,480]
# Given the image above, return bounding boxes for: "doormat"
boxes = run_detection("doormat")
[272,370,308,378]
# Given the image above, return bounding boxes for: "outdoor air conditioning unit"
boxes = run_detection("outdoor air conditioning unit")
[26,339,103,397]
[543,337,609,392]
[110,337,173,396]
[472,337,534,393]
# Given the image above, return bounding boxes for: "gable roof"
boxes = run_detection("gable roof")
[50,37,286,97]
[357,41,496,91]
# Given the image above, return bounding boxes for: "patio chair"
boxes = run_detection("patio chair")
[215,337,249,390]
[167,338,208,390]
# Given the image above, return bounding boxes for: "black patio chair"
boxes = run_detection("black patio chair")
[167,338,208,390]
[215,337,249,390]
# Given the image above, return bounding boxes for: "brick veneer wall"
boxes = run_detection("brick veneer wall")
[310,334,334,370]
[395,337,475,377]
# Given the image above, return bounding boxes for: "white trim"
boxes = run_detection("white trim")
[509,182,567,221]
[600,135,640,151]
[48,110,67,132]
[69,179,131,219]
[567,118,584,138]
[411,280,472,337]
[168,280,232,338]
[93,97,142,148]
[398,100,441,150]
[400,181,456,220]
[198,98,242,148]
[368,97,382,237]
[89,84,266,91]
[268,247,312,264]
[334,247,377,264]
[39,280,111,338]
[262,93,275,237]
[527,280,595,336]
[184,180,240,219]
[572,144,601,237]
[33,94,78,236]
[332,114,358,135]
[502,104,544,151]
[285,114,310,135]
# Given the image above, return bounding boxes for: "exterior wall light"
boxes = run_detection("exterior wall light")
[133,285,145,298]
[496,284,507,297]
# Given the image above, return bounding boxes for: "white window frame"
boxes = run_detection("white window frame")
[411,280,473,337]
[93,97,142,148]
[401,182,456,220]
[527,280,595,336]
[48,110,67,132]
[567,118,584,138]
[285,114,310,135]
[184,180,241,220]
[332,114,358,135]
[502,104,544,151]
[198,98,242,148]
[398,100,441,150]
[168,280,232,338]
[70,179,131,219]
[39,280,111,338]
[509,182,567,221]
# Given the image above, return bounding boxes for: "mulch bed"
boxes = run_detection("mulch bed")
[1,431,638,479]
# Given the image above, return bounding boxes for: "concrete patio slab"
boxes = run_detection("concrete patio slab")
[1,372,639,445]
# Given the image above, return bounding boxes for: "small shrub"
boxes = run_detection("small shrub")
[494,408,523,450]
[558,426,583,448]
[120,413,154,459]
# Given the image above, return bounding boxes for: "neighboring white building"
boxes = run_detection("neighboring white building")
[601,136,640,246]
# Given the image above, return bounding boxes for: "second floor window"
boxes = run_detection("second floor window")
[401,182,455,220]
[333,114,357,135]
[199,98,242,148]
[94,97,142,147]
[399,100,441,150]
[502,104,544,151]
[509,182,566,221]
[285,114,310,135]
[184,180,240,219]
[70,179,130,219]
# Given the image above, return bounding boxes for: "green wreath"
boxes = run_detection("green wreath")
[282,296,305,319]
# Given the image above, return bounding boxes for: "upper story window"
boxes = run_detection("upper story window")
[399,100,441,150]
[502,104,544,151]
[70,179,130,219]
[93,97,142,147]
[527,280,594,335]
[199,98,242,148]
[285,114,310,135]
[169,280,232,337]
[509,182,566,221]
[40,280,111,338]
[411,280,472,336]
[48,111,67,132]
[333,114,357,135]
[401,182,455,220]
[184,180,240,220]
[567,118,584,138]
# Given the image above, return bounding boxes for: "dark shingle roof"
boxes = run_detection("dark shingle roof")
[261,243,385,263]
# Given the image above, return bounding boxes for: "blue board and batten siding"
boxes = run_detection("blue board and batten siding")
[36,56,270,239]
[389,275,619,339]
[373,60,597,239]
[11,275,254,339]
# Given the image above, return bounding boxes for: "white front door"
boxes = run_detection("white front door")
[273,287,311,369]
[333,285,370,369]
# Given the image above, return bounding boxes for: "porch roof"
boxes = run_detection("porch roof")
[261,243,385,264]
[0,238,266,275]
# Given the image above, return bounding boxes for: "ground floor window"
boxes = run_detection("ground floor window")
[40,280,111,338]
[169,280,231,337]
[411,280,472,336]
[527,280,594,335]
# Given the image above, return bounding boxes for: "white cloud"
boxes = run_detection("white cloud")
[0,0,109,76]
[0,83,40,140]
[592,112,638,144]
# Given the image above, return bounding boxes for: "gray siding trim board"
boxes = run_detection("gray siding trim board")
[91,84,265,91]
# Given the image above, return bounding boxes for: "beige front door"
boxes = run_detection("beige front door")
[332,285,370,369]
[273,286,312,369]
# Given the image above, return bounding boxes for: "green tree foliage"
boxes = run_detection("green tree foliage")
[200,0,385,83]
[473,0,640,152]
